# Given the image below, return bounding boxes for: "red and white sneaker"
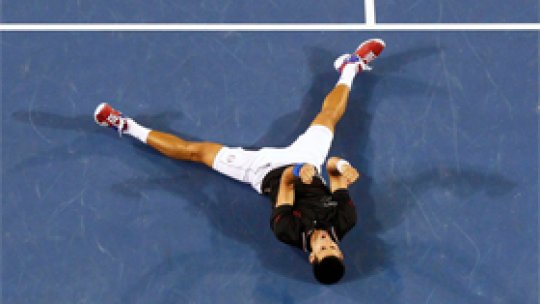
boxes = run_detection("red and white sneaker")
[334,38,386,73]
[94,102,128,135]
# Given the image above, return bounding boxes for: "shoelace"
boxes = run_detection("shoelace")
[106,112,126,137]
[358,60,372,71]
[343,54,372,72]
[116,118,126,137]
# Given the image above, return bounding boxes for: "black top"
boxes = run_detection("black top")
[261,166,357,252]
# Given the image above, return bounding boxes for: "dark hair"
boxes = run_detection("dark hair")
[313,256,345,284]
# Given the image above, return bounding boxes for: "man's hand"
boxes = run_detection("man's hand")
[299,164,317,184]
[326,156,361,192]
[339,163,360,184]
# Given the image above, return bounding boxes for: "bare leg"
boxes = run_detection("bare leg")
[310,84,351,133]
[146,131,223,168]
[309,58,363,133]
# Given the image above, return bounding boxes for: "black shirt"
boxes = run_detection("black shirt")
[261,166,357,252]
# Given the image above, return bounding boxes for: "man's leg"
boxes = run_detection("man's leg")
[311,38,385,133]
[94,103,222,168]
[310,79,353,133]
[146,131,222,167]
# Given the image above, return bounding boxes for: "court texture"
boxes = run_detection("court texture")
[1,0,539,303]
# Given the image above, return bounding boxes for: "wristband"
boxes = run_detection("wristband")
[336,159,350,174]
[293,163,305,177]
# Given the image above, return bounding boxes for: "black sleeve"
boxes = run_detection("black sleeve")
[269,205,303,248]
[332,189,357,239]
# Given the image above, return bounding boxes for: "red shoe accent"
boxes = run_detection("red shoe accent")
[354,38,385,64]
[94,103,127,133]
[335,38,386,73]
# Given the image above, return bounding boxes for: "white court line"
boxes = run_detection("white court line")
[0,23,539,31]
[365,0,376,25]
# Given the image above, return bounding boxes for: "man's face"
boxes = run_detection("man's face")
[309,229,344,264]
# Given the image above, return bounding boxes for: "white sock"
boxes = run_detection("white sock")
[336,63,358,88]
[125,118,151,143]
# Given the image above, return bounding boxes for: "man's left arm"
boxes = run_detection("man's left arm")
[326,156,360,192]
[331,189,357,238]
[326,157,359,238]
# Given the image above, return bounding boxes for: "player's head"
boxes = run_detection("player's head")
[309,229,345,284]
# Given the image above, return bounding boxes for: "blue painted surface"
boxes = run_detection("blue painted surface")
[377,0,538,23]
[2,32,538,303]
[2,0,538,23]
[1,0,364,23]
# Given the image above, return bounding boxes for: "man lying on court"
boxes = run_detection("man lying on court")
[94,38,385,284]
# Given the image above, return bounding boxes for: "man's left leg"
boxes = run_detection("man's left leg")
[310,81,352,134]
[311,39,385,133]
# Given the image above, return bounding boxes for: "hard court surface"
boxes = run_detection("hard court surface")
[2,2,539,304]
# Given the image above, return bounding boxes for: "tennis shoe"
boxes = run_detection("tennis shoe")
[334,38,386,73]
[94,103,128,136]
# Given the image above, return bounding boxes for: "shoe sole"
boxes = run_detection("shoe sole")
[357,38,386,50]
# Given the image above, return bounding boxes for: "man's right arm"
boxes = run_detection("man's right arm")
[270,166,303,247]
[275,166,295,208]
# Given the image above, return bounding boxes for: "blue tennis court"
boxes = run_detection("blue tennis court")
[2,30,537,303]
[377,0,538,23]
[2,1,539,303]
[2,0,538,23]
[2,0,365,23]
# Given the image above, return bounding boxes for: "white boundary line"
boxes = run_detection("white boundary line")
[365,0,376,25]
[0,23,539,31]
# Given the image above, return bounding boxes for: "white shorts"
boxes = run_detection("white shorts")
[212,125,334,193]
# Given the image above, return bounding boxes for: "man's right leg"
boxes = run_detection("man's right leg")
[94,103,223,168]
[146,131,222,167]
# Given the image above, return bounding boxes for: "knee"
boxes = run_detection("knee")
[316,112,340,125]
[182,143,203,162]
[184,142,220,163]
[322,107,342,120]
[163,141,201,162]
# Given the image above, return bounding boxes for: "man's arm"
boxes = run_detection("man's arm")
[275,166,295,207]
[326,156,360,193]
[326,157,359,238]
[271,166,303,247]
[332,189,357,239]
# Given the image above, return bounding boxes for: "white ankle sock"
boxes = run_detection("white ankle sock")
[125,118,151,143]
[336,64,358,88]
